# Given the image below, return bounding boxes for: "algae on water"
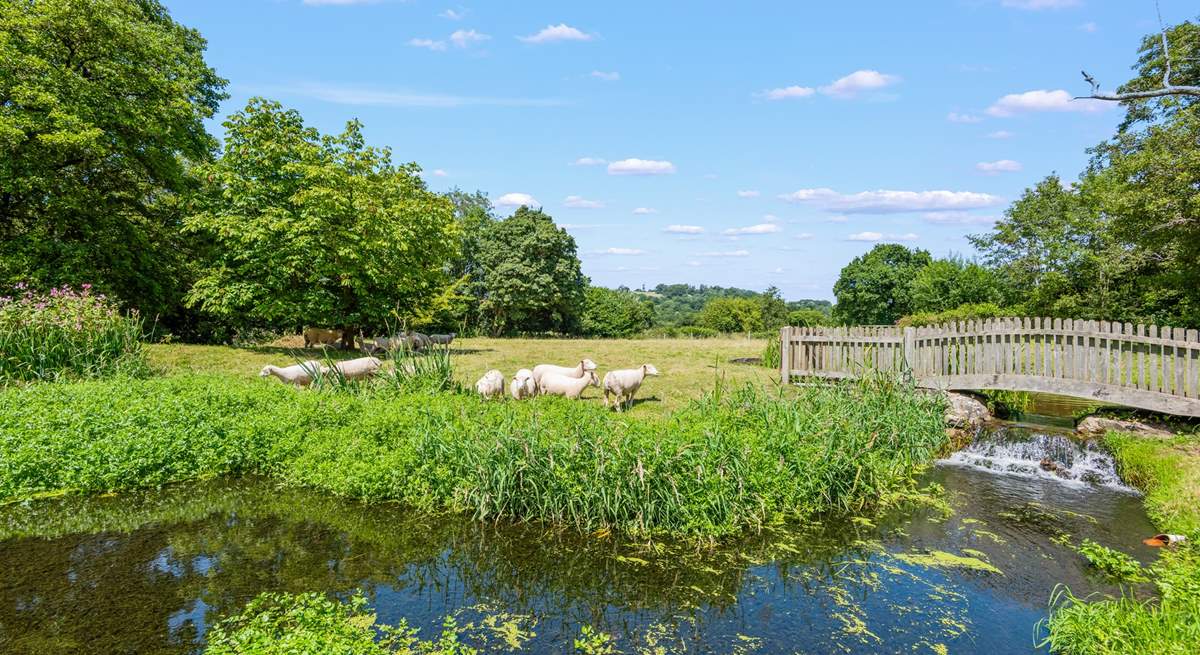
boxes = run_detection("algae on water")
[893,550,1003,575]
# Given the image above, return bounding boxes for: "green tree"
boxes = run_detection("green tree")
[185,98,459,343]
[580,286,654,337]
[832,244,932,325]
[0,0,227,323]
[697,297,764,334]
[759,286,789,331]
[910,257,1003,314]
[787,308,828,327]
[472,206,586,335]
[1114,18,1199,133]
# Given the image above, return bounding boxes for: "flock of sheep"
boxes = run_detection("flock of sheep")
[302,327,456,353]
[260,330,660,412]
[475,359,659,411]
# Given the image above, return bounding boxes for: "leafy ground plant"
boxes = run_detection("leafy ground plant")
[0,283,148,383]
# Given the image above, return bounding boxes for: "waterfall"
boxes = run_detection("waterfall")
[940,425,1133,491]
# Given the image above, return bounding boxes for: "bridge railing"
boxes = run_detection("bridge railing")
[781,317,1200,417]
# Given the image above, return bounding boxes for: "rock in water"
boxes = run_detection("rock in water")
[944,392,991,430]
[1076,416,1172,438]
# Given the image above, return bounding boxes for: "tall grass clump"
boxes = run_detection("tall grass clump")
[0,283,148,383]
[760,334,780,369]
[0,373,946,538]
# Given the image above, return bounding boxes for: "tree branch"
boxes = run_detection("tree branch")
[1078,1,1200,101]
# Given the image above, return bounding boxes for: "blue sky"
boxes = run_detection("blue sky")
[166,0,1175,300]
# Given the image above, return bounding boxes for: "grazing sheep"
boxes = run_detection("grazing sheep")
[510,368,536,400]
[603,364,660,411]
[332,356,382,381]
[429,333,456,346]
[259,360,323,387]
[538,370,599,400]
[476,369,505,399]
[407,331,431,351]
[303,327,342,348]
[532,359,598,390]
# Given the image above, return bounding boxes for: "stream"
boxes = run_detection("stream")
[0,423,1157,654]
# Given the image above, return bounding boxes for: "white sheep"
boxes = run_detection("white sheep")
[259,360,323,387]
[332,356,382,381]
[429,333,456,346]
[603,364,659,411]
[510,368,536,400]
[476,369,505,399]
[538,370,599,400]
[532,359,598,391]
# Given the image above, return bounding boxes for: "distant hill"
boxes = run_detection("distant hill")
[623,284,830,327]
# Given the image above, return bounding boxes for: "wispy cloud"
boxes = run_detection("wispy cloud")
[922,211,998,225]
[947,111,982,123]
[664,224,704,234]
[439,8,466,20]
[608,158,676,176]
[794,232,815,240]
[976,159,1022,174]
[987,89,1109,117]
[429,169,448,177]
[408,38,447,51]
[519,23,593,44]
[847,231,918,242]
[564,195,604,209]
[819,70,901,99]
[780,188,1003,213]
[723,223,781,235]
[262,82,565,108]
[1079,21,1098,32]
[597,247,647,255]
[987,130,1015,139]
[496,192,539,207]
[450,29,489,48]
[632,207,659,215]
[700,250,750,257]
[757,85,815,101]
[590,70,620,81]
[570,157,606,166]
[1001,0,1081,10]
[736,190,760,198]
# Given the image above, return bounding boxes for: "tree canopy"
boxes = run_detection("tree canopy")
[833,244,932,325]
[185,98,459,339]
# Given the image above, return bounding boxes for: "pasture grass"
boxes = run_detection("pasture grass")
[146,336,774,417]
[1041,433,1200,654]
[0,372,946,538]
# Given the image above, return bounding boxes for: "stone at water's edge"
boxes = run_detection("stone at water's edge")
[1076,415,1173,438]
[944,392,991,430]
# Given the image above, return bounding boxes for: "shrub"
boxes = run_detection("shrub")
[0,374,947,538]
[787,308,829,327]
[0,283,149,383]
[636,326,721,339]
[580,287,654,338]
[897,303,1012,328]
[761,335,780,369]
[696,297,763,334]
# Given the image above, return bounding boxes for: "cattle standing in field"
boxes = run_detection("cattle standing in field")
[303,327,342,348]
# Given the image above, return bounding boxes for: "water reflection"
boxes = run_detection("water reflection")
[0,431,1157,654]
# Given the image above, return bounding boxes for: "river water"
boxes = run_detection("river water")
[0,425,1156,654]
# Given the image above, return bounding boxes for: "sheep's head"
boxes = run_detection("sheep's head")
[643,364,660,376]
[587,370,600,386]
[258,365,274,377]
[581,358,598,371]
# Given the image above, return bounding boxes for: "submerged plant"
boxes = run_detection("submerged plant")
[1076,540,1147,583]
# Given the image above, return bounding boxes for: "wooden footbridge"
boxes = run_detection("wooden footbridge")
[780,318,1200,417]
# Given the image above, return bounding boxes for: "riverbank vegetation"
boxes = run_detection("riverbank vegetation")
[0,372,946,538]
[1042,433,1200,654]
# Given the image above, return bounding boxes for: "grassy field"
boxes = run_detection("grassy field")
[148,336,775,416]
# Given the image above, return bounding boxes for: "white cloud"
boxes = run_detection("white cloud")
[922,211,999,225]
[762,214,780,223]
[632,207,659,215]
[700,250,750,257]
[723,223,782,235]
[597,247,646,255]
[736,190,760,198]
[269,82,563,108]
[408,38,447,51]
[986,89,1109,117]
[518,24,593,44]
[987,130,1015,139]
[564,195,604,209]
[976,159,1023,174]
[431,169,448,177]
[687,260,702,267]
[794,232,815,240]
[847,231,918,242]
[450,29,489,48]
[664,224,704,234]
[496,192,540,208]
[1000,0,1081,9]
[607,158,676,176]
[826,215,849,223]
[758,85,816,101]
[440,8,466,20]
[771,267,785,274]
[590,70,620,81]
[570,157,606,166]
[947,111,982,123]
[780,188,1003,213]
[819,70,901,99]
[1079,21,1098,32]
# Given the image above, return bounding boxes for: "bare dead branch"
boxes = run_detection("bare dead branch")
[1077,1,1200,101]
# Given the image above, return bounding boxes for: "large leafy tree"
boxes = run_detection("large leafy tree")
[909,257,1003,314]
[472,206,586,335]
[580,286,654,337]
[0,0,227,320]
[832,244,932,325]
[185,98,459,342]
[1112,18,1199,132]
[697,297,765,334]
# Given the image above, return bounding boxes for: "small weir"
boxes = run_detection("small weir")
[941,424,1133,491]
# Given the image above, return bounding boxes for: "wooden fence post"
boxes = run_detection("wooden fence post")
[780,326,791,385]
